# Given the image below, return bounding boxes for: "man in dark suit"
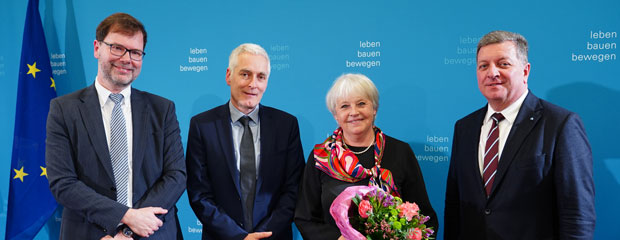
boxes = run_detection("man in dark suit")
[186,43,305,240]
[46,13,185,239]
[445,30,595,239]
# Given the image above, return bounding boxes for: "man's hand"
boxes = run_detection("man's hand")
[121,207,168,237]
[99,232,132,240]
[113,232,133,240]
[244,231,273,240]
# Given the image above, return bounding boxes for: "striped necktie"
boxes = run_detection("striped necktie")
[483,112,505,196]
[109,93,129,205]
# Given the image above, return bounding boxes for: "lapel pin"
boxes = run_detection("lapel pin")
[530,117,534,121]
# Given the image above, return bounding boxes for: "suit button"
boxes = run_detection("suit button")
[484,209,491,215]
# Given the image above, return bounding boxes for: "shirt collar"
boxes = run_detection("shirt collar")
[228,101,259,124]
[485,89,529,125]
[95,77,132,108]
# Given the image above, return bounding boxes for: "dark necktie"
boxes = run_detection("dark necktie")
[239,116,256,231]
[109,93,129,205]
[483,113,505,196]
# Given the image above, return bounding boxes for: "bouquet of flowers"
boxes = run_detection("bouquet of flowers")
[330,186,434,240]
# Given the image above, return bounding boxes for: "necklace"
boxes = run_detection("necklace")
[344,141,374,155]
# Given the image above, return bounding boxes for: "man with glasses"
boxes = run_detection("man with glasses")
[46,13,186,239]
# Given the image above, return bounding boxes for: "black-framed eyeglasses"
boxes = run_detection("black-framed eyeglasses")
[100,41,146,61]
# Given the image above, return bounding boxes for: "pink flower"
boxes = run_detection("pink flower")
[398,202,419,221]
[407,228,422,240]
[358,200,372,218]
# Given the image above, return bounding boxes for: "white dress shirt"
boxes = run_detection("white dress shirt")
[478,90,529,176]
[95,79,133,207]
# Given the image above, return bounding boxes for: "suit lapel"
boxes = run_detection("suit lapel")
[490,92,542,196]
[256,106,274,194]
[467,107,488,193]
[131,88,149,183]
[216,104,241,195]
[78,85,115,182]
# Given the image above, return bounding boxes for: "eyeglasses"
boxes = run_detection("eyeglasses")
[100,41,146,61]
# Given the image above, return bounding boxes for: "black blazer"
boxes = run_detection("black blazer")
[445,91,595,240]
[46,84,186,239]
[186,103,305,240]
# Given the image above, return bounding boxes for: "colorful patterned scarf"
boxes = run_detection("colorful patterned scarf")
[314,127,400,196]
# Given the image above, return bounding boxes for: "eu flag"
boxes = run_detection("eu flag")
[6,0,59,239]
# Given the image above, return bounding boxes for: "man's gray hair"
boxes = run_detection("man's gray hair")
[477,30,529,64]
[228,43,270,72]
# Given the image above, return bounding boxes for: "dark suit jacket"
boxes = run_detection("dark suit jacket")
[445,91,595,240]
[46,84,186,239]
[186,103,305,240]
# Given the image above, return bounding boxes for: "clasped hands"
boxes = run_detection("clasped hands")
[101,207,168,239]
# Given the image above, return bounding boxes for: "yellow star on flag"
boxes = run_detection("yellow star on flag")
[13,167,29,182]
[40,166,48,178]
[27,62,41,78]
[50,77,56,91]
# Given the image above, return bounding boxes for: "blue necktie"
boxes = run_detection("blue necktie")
[109,93,129,206]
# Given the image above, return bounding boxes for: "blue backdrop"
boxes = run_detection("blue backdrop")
[1,0,618,239]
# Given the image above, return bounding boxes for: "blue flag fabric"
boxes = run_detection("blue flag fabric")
[6,0,59,239]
